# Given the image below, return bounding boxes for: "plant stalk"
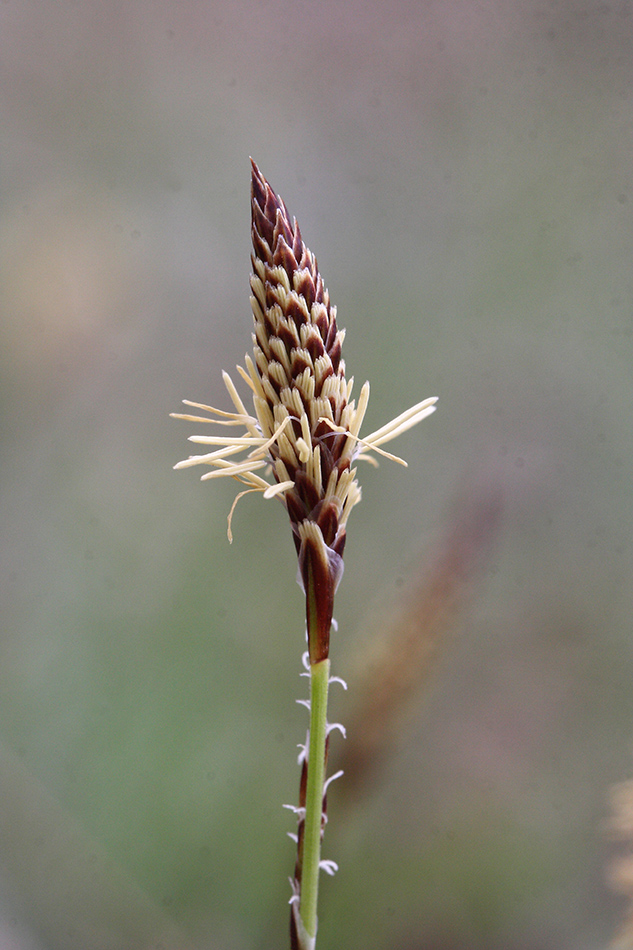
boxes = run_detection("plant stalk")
[300,656,330,941]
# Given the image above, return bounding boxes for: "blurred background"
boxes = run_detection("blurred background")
[1,1,632,948]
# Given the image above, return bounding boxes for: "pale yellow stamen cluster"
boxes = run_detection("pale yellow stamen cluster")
[172,365,437,540]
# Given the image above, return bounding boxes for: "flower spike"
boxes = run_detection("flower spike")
[171,162,436,556]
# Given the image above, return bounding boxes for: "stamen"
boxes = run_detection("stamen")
[263,480,294,499]
[227,487,264,542]
[222,370,253,420]
[362,396,438,447]
[199,457,269,480]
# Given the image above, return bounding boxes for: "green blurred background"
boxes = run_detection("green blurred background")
[1,2,632,948]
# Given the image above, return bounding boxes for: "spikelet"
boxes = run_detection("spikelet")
[172,160,436,660]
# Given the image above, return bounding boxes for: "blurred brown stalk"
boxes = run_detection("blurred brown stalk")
[334,484,502,803]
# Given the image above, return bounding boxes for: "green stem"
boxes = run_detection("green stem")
[300,656,330,940]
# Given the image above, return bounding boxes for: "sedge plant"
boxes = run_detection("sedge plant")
[172,160,437,950]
